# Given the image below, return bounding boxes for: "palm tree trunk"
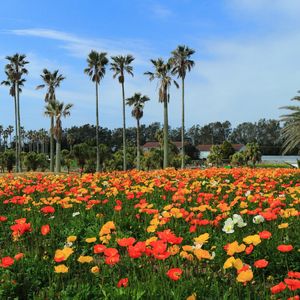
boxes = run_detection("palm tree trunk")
[16,84,22,172]
[55,139,61,172]
[181,77,185,169]
[121,81,126,171]
[14,95,19,172]
[50,117,54,172]
[136,118,140,170]
[163,99,169,168]
[95,82,100,172]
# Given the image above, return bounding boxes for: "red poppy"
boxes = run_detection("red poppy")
[105,254,120,265]
[117,278,128,288]
[40,206,55,214]
[287,296,300,300]
[117,237,136,247]
[0,216,7,222]
[270,282,286,294]
[94,244,106,254]
[284,278,300,291]
[277,244,293,252]
[258,230,272,239]
[104,248,118,257]
[41,225,50,236]
[0,256,14,268]
[245,244,254,255]
[166,268,183,281]
[254,259,268,268]
[288,271,300,279]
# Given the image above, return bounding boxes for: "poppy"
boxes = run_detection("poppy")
[40,206,55,214]
[166,268,183,281]
[41,224,50,236]
[270,282,286,294]
[254,259,268,268]
[117,237,136,247]
[0,256,14,268]
[258,230,272,239]
[94,244,106,254]
[117,278,128,288]
[277,245,293,252]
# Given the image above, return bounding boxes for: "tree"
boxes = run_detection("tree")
[207,145,223,166]
[280,93,300,154]
[244,142,261,166]
[1,55,28,172]
[73,143,92,174]
[126,93,150,170]
[44,101,73,172]
[170,45,195,169]
[145,58,178,168]
[84,51,108,172]
[36,69,65,171]
[110,55,134,171]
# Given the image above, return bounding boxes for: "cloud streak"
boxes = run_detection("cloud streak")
[8,28,153,66]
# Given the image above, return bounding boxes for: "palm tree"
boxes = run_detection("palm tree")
[1,64,27,171]
[280,92,300,154]
[0,125,3,150]
[4,54,28,172]
[7,125,14,147]
[126,93,150,170]
[110,55,134,171]
[145,58,178,168]
[3,130,8,151]
[84,50,108,172]
[170,45,195,169]
[44,101,73,173]
[36,69,65,171]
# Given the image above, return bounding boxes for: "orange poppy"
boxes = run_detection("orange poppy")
[41,224,50,236]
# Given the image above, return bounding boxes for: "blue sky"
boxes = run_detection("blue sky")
[1,0,300,130]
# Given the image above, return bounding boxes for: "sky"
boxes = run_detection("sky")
[1,0,300,131]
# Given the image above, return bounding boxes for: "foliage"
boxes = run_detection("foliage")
[2,149,16,172]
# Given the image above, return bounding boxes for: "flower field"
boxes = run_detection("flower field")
[0,168,299,299]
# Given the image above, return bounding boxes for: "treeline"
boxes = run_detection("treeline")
[0,118,289,156]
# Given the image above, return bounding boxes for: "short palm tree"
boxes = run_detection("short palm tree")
[1,54,28,172]
[280,92,300,154]
[44,101,73,173]
[110,55,134,171]
[145,58,178,168]
[126,93,150,170]
[170,45,195,169]
[37,69,65,171]
[84,50,108,172]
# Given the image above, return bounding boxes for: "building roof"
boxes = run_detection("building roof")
[197,144,245,151]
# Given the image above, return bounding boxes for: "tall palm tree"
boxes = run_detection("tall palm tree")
[280,92,300,154]
[110,55,134,171]
[126,93,150,170]
[1,54,28,172]
[7,125,14,147]
[84,50,108,172]
[0,125,3,150]
[36,69,65,171]
[44,101,73,173]
[145,58,178,168]
[170,45,195,169]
